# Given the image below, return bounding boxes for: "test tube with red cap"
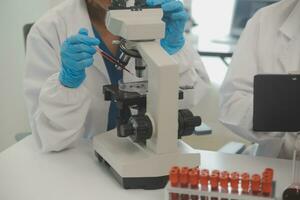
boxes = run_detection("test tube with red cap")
[210,170,220,200]
[220,171,229,200]
[199,169,209,200]
[241,172,250,194]
[189,168,200,200]
[230,172,240,193]
[262,168,274,196]
[200,169,209,188]
[251,174,261,195]
[230,172,240,200]
[180,167,190,200]
[169,166,180,200]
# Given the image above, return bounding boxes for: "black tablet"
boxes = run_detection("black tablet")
[253,74,300,132]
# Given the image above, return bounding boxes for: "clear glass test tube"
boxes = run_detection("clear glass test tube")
[283,150,300,200]
[292,150,300,186]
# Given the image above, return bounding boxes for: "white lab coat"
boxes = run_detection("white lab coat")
[24,0,210,152]
[220,0,300,159]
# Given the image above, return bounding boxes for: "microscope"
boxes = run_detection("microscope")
[93,0,202,189]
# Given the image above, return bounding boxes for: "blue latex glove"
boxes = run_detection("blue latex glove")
[59,28,100,88]
[147,0,188,55]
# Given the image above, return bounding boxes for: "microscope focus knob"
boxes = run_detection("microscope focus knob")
[118,123,133,137]
[119,115,153,143]
[178,109,202,138]
[129,115,153,143]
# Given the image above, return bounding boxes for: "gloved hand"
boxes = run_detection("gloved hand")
[59,28,100,88]
[147,0,188,55]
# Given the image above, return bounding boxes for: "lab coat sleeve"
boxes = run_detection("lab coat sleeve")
[219,13,284,143]
[171,40,210,108]
[24,19,91,152]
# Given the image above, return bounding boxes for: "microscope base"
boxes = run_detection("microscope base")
[93,129,201,189]
[95,151,169,189]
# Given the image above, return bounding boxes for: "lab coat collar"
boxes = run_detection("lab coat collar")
[279,0,300,40]
[278,0,300,73]
[62,0,110,83]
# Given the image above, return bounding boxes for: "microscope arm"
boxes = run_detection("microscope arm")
[136,41,179,154]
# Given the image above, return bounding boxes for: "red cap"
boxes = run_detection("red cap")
[212,170,220,176]
[263,168,274,181]
[201,169,210,175]
[264,168,274,175]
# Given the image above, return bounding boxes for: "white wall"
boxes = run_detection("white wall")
[0,0,64,152]
[49,0,66,8]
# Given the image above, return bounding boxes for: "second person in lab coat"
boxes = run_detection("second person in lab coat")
[24,0,210,152]
[220,0,300,159]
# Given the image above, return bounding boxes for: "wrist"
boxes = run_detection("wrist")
[59,67,86,88]
[161,36,185,55]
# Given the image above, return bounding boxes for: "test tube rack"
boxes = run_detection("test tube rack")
[165,167,276,200]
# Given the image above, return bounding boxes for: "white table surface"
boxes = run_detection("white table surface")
[0,136,292,200]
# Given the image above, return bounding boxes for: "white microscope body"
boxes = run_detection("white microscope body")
[93,3,201,189]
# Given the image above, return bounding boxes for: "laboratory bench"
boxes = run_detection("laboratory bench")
[0,136,292,200]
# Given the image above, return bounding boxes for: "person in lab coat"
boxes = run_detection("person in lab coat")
[24,0,210,152]
[219,0,300,159]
